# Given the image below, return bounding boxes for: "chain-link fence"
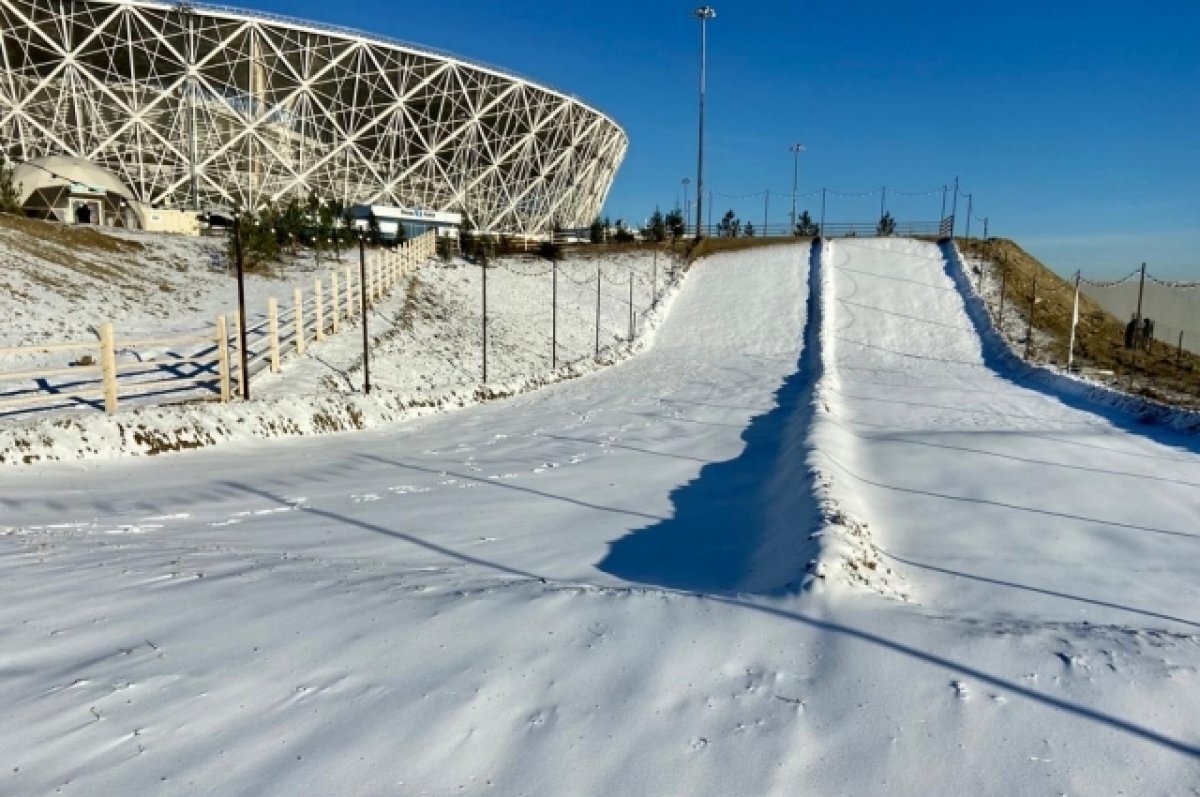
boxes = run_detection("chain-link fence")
[1081,268,1200,359]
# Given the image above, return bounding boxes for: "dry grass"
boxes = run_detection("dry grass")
[962,237,1200,409]
[0,212,148,299]
[0,212,143,254]
[685,235,810,262]
[557,235,808,264]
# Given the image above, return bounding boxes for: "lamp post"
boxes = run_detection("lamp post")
[789,142,804,234]
[232,211,250,401]
[692,5,716,240]
[682,177,691,235]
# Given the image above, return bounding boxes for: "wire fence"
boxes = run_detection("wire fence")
[1079,267,1200,358]
[961,241,1199,408]
[470,249,681,383]
[0,233,435,419]
[664,180,973,242]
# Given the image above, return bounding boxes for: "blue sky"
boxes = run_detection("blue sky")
[251,0,1197,279]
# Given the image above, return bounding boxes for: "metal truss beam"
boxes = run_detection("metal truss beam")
[0,0,628,232]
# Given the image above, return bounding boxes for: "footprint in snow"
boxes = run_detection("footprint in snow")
[389,485,432,495]
[951,681,969,700]
[103,524,162,535]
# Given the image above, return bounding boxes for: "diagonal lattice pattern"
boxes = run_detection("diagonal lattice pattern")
[0,0,628,234]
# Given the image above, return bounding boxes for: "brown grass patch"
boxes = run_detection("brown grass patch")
[961,237,1200,409]
[0,213,143,254]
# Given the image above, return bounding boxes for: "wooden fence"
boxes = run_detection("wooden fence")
[0,232,435,417]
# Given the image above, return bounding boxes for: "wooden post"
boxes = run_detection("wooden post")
[315,279,325,341]
[294,287,305,355]
[268,297,280,373]
[99,321,118,414]
[330,271,340,333]
[344,265,354,318]
[216,315,231,402]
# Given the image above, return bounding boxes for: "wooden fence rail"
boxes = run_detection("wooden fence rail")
[1,232,435,418]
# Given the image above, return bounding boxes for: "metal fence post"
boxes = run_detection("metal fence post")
[595,266,601,358]
[358,235,371,394]
[1025,276,1036,360]
[231,311,243,397]
[628,271,634,340]
[552,259,558,370]
[998,256,1007,331]
[482,261,488,382]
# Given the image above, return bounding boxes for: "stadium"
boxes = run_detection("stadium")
[0,0,628,234]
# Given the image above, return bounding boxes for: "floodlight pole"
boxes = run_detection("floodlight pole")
[693,6,716,241]
[682,178,691,235]
[789,142,804,233]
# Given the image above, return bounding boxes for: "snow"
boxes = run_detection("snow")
[1,240,684,465]
[2,239,1200,795]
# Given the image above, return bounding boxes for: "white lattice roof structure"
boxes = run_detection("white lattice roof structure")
[0,0,628,234]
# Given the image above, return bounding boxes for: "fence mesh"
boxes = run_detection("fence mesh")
[1081,274,1200,357]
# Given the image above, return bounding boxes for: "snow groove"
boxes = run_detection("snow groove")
[802,239,910,599]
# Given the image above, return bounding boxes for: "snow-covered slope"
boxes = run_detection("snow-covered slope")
[1,247,680,464]
[2,239,1199,796]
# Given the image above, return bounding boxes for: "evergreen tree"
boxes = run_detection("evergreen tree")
[743,222,756,238]
[538,237,562,261]
[645,209,667,242]
[589,216,605,244]
[0,161,21,214]
[664,208,685,240]
[876,211,896,237]
[718,210,740,238]
[795,210,820,237]
[227,208,281,273]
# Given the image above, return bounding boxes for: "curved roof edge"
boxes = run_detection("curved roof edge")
[125,0,626,138]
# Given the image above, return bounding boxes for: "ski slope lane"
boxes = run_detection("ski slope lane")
[807,237,1200,793]
[0,244,823,797]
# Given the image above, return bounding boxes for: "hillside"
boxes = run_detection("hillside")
[961,237,1200,409]
[0,215,684,463]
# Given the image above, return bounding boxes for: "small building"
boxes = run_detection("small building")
[143,208,201,236]
[349,204,462,242]
[11,156,144,229]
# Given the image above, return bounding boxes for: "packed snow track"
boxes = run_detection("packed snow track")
[2,239,1198,795]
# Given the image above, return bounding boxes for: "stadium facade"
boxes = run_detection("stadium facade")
[0,0,628,234]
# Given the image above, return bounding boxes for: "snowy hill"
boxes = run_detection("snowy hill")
[1,239,1198,795]
[1,215,682,463]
